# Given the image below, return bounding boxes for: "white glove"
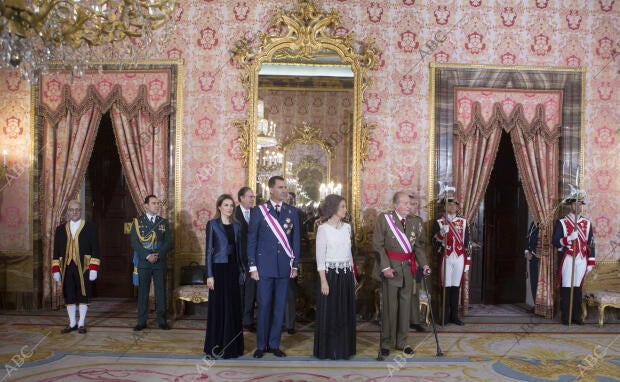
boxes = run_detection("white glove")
[53,272,61,283]
[567,231,578,242]
[586,265,593,274]
[89,270,97,281]
[441,226,449,235]
[464,265,470,273]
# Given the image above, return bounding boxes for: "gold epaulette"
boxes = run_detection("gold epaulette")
[133,217,156,249]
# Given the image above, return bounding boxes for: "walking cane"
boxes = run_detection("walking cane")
[412,252,443,357]
[375,251,387,361]
[441,249,446,326]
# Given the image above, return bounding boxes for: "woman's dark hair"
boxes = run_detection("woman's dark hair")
[320,194,345,219]
[214,193,235,220]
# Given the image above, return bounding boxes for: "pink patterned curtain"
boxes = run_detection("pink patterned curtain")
[38,70,172,308]
[509,109,560,318]
[453,88,562,317]
[454,103,503,222]
[110,106,169,215]
[40,107,102,309]
[453,103,503,316]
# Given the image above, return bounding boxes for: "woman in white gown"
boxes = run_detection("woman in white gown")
[313,194,356,360]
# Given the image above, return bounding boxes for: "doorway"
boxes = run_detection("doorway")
[480,132,528,305]
[85,113,137,298]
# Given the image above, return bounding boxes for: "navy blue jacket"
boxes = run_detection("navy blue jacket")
[525,222,539,255]
[205,218,243,278]
[247,202,301,278]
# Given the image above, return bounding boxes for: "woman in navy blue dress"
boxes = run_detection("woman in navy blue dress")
[204,194,244,359]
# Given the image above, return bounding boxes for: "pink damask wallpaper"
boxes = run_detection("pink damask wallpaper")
[0,71,31,252]
[177,0,618,259]
[0,1,618,268]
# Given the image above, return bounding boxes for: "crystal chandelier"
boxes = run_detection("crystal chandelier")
[0,0,177,83]
[319,181,342,200]
[256,99,277,148]
[257,147,283,172]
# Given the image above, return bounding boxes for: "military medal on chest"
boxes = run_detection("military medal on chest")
[284,217,293,235]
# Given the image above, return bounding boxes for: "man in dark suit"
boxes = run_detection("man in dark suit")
[52,200,100,334]
[247,176,301,358]
[284,191,307,335]
[130,194,172,331]
[524,221,539,311]
[235,186,256,332]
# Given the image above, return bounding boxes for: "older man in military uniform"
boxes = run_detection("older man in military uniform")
[373,191,430,356]
[130,194,172,331]
[52,200,101,334]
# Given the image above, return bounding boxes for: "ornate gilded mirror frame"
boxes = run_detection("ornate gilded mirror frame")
[281,122,333,180]
[231,0,378,241]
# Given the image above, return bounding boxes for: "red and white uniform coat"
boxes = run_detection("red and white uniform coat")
[552,214,595,288]
[433,216,470,287]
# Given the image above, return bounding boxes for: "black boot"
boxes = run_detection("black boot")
[450,287,464,326]
[572,287,584,325]
[560,287,570,325]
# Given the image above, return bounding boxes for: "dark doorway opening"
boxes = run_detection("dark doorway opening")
[480,131,528,304]
[85,113,137,298]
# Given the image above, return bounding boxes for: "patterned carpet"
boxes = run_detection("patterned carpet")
[0,299,619,382]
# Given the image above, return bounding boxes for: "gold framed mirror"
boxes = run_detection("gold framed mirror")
[281,122,333,207]
[231,0,378,241]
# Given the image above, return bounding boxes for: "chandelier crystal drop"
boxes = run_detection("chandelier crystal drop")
[256,98,277,148]
[0,0,177,83]
[319,181,342,200]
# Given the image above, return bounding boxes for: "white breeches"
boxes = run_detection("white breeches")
[442,252,464,287]
[561,255,587,287]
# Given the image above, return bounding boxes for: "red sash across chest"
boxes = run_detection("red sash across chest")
[440,217,466,256]
[560,217,590,257]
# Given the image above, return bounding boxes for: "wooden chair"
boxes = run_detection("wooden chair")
[582,260,620,327]
[419,288,430,326]
[173,285,209,319]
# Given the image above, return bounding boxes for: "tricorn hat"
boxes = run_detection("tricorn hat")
[436,181,460,205]
[441,196,460,205]
[563,184,586,205]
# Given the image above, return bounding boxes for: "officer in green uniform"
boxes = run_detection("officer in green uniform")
[373,192,430,356]
[130,194,172,331]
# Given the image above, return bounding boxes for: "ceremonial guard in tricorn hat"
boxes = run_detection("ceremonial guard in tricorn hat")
[552,185,595,325]
[432,184,469,326]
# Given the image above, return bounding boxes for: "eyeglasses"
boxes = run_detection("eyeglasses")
[68,208,81,212]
